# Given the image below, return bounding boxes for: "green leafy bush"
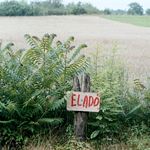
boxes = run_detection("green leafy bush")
[126,78,150,125]
[87,42,150,143]
[0,33,89,148]
[87,42,129,140]
[71,7,87,15]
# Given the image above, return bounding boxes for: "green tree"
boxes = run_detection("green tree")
[82,3,100,14]
[146,8,150,15]
[66,2,101,15]
[71,7,87,15]
[30,1,44,16]
[104,8,111,15]
[0,0,32,16]
[70,2,87,15]
[115,9,127,15]
[51,0,63,8]
[127,2,143,15]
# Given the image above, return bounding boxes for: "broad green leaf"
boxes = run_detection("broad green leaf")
[90,130,100,139]
[96,116,103,121]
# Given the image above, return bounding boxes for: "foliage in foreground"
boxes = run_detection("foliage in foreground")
[87,43,128,140]
[87,42,149,142]
[0,33,89,148]
[21,124,150,150]
[0,37,150,149]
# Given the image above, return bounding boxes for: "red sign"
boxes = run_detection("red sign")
[67,91,100,112]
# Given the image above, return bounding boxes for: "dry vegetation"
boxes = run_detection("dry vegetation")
[0,15,150,82]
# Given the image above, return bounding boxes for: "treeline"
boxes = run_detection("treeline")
[104,2,150,15]
[0,0,101,16]
[0,0,150,16]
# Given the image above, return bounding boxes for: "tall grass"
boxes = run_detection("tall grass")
[103,15,150,27]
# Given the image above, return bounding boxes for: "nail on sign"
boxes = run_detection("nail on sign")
[67,91,100,112]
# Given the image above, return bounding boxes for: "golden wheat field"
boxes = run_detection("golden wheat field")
[0,15,150,82]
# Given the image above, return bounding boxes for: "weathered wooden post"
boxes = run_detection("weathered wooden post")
[71,72,90,142]
[68,72,100,142]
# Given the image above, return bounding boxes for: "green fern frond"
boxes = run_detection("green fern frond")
[23,89,45,108]
[6,103,24,118]
[24,34,40,50]
[66,54,86,73]
[68,44,87,64]
[29,121,39,126]
[0,101,8,110]
[64,36,74,46]
[2,42,14,53]
[68,46,75,51]
[32,36,42,42]
[43,33,50,38]
[18,121,28,127]
[3,66,22,82]
[38,118,63,124]
[49,33,57,45]
[15,49,25,60]
[0,119,15,124]
[56,40,62,47]
[51,98,65,111]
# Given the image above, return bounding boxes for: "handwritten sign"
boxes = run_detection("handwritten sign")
[67,91,100,112]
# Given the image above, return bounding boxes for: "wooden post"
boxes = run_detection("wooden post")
[71,72,90,142]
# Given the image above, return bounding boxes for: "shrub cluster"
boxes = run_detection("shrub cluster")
[0,34,89,148]
[0,36,150,149]
[87,43,150,142]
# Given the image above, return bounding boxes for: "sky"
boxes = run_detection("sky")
[62,0,149,11]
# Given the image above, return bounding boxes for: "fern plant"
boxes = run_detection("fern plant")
[0,33,89,148]
[124,78,150,125]
[87,42,129,140]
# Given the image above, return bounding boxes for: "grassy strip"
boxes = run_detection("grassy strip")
[2,134,149,150]
[103,15,150,27]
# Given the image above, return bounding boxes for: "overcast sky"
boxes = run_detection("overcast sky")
[62,0,149,11]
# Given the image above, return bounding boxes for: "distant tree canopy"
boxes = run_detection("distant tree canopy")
[0,0,101,16]
[115,9,127,15]
[146,9,150,15]
[104,8,111,15]
[127,2,143,15]
[0,0,32,16]
[0,0,147,16]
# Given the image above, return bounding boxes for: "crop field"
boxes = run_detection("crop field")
[0,15,150,82]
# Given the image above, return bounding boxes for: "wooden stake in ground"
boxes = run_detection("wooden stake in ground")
[71,72,90,142]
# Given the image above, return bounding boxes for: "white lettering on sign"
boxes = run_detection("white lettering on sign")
[67,91,100,112]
